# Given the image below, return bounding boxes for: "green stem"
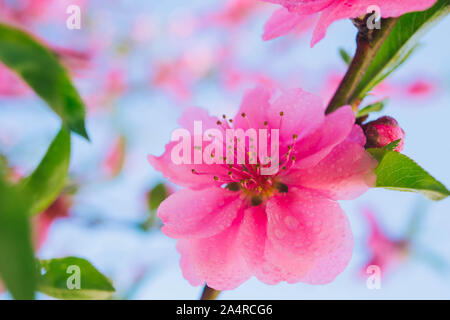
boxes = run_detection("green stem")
[200,285,221,300]
[325,17,398,114]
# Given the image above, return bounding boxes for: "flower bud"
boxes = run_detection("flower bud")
[363,116,405,152]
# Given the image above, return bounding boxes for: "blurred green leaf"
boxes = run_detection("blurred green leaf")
[148,183,169,211]
[140,183,169,231]
[0,23,89,139]
[352,0,450,101]
[339,48,352,65]
[37,257,115,300]
[368,148,450,200]
[20,128,71,216]
[356,99,387,117]
[0,175,36,300]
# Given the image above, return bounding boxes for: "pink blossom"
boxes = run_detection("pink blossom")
[362,116,405,152]
[0,0,87,27]
[404,79,437,99]
[102,136,127,179]
[262,7,317,41]
[202,0,264,28]
[33,194,73,249]
[262,0,438,46]
[362,208,409,275]
[151,46,217,102]
[148,86,377,290]
[0,63,30,97]
[221,64,279,93]
[320,71,438,105]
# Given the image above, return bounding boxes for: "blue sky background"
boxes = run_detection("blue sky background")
[0,0,449,299]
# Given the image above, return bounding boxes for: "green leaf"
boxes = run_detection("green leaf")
[356,99,387,117]
[0,176,36,300]
[368,149,450,200]
[352,0,450,101]
[148,183,169,211]
[339,48,352,65]
[37,257,115,300]
[382,139,401,151]
[140,183,170,230]
[20,128,71,216]
[0,23,89,139]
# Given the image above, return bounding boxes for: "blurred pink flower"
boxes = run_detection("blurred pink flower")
[0,0,87,26]
[0,63,30,97]
[85,68,127,112]
[102,135,127,179]
[404,79,437,99]
[320,71,438,104]
[221,64,279,93]
[263,7,317,41]
[148,86,377,290]
[151,46,217,102]
[362,208,410,275]
[363,116,405,151]
[33,194,73,249]
[203,0,264,28]
[262,0,438,46]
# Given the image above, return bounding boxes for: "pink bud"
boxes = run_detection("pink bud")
[363,116,405,152]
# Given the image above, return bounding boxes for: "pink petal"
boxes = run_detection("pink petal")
[268,88,326,143]
[311,0,438,47]
[148,143,225,190]
[233,87,325,143]
[148,107,229,189]
[266,188,351,259]
[302,214,353,284]
[283,138,377,200]
[346,124,367,146]
[176,240,205,286]
[262,8,303,41]
[236,205,271,276]
[158,187,243,239]
[232,86,272,130]
[180,214,252,290]
[237,204,315,284]
[263,0,334,14]
[289,105,355,169]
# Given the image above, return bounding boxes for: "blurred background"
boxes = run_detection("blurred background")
[0,0,449,299]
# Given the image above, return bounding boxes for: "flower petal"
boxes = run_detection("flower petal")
[262,8,303,41]
[266,188,350,259]
[232,86,272,130]
[148,107,229,190]
[182,214,251,290]
[283,138,377,200]
[158,187,243,239]
[238,204,315,284]
[176,240,204,286]
[288,105,355,169]
[311,0,438,47]
[302,214,353,284]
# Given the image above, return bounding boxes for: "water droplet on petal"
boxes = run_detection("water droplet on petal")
[274,229,286,239]
[284,215,299,231]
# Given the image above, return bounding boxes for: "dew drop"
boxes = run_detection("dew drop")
[284,216,299,231]
[274,229,286,239]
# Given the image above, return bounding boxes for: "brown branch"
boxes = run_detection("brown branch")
[325,17,398,114]
[200,285,221,300]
